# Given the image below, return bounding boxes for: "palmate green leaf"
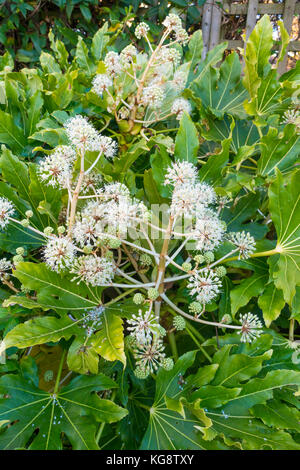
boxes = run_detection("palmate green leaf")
[2,314,82,350]
[230,271,268,316]
[91,23,109,60]
[258,283,285,327]
[268,169,300,304]
[258,125,300,176]
[0,373,127,450]
[0,110,26,153]
[174,112,199,164]
[12,262,100,313]
[92,311,126,366]
[67,336,99,375]
[190,52,248,119]
[211,344,273,388]
[140,352,227,450]
[187,42,227,86]
[251,399,300,431]
[75,37,95,76]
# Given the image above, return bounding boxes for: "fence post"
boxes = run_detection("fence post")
[278,0,297,75]
[245,0,259,40]
[209,1,223,50]
[201,0,213,59]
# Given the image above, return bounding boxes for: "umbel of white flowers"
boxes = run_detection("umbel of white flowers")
[91,14,192,128]
[0,141,263,376]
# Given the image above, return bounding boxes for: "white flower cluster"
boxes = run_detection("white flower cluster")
[71,255,115,287]
[39,145,76,188]
[187,269,222,305]
[91,15,190,125]
[0,258,13,280]
[44,236,76,271]
[81,306,105,337]
[228,231,256,259]
[0,197,14,229]
[238,312,263,343]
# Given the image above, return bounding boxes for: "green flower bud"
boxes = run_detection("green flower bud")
[173,315,186,331]
[215,266,227,278]
[161,357,174,371]
[105,250,114,260]
[20,219,30,227]
[57,226,66,234]
[194,254,205,264]
[13,255,23,265]
[189,301,203,315]
[134,366,149,380]
[140,253,152,266]
[25,210,33,218]
[108,237,121,249]
[21,285,31,294]
[44,226,54,236]
[221,314,232,324]
[16,247,25,256]
[147,288,159,301]
[133,293,145,305]
[182,262,192,272]
[204,251,214,264]
[83,246,93,254]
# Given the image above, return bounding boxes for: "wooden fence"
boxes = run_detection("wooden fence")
[199,0,300,73]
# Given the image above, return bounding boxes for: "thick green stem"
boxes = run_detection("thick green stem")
[53,349,66,394]
[168,331,178,362]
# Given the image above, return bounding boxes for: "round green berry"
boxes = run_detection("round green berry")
[25,210,33,218]
[140,254,152,266]
[204,251,214,264]
[133,293,145,305]
[173,315,186,331]
[147,288,159,301]
[182,262,192,272]
[194,254,205,264]
[44,226,54,236]
[221,314,232,324]
[134,366,149,380]
[108,237,121,249]
[161,357,174,371]
[16,247,25,256]
[20,219,30,227]
[13,255,23,265]
[57,226,66,234]
[189,301,203,314]
[215,266,227,277]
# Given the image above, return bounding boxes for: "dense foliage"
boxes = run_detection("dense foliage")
[0,11,299,451]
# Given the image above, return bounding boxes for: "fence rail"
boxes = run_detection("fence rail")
[199,0,300,72]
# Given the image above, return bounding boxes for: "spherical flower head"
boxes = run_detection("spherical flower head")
[107,237,121,249]
[147,288,159,301]
[72,215,99,247]
[238,312,263,343]
[134,366,149,380]
[161,357,174,371]
[173,315,186,331]
[71,255,115,286]
[81,171,102,194]
[92,74,113,96]
[158,47,181,67]
[25,210,33,219]
[127,310,160,345]
[204,251,214,264]
[170,182,199,217]
[13,254,23,265]
[171,98,192,120]
[175,27,189,45]
[64,115,99,152]
[44,236,76,272]
[0,198,14,229]
[281,109,300,133]
[164,161,197,187]
[104,51,122,75]
[162,14,182,31]
[103,182,130,201]
[193,209,225,252]
[188,301,202,315]
[135,22,150,39]
[120,45,137,67]
[140,253,152,266]
[142,85,165,108]
[194,254,205,264]
[133,293,145,305]
[97,135,118,159]
[171,70,187,92]
[182,262,192,272]
[0,258,13,279]
[133,338,166,374]
[221,314,232,324]
[39,148,75,188]
[215,266,227,278]
[229,231,256,259]
[187,269,222,304]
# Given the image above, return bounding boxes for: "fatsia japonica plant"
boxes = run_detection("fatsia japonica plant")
[0,13,299,450]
